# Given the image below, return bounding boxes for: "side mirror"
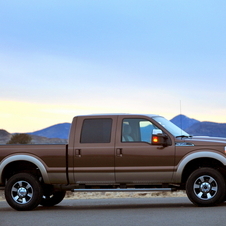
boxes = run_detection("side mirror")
[152,134,168,147]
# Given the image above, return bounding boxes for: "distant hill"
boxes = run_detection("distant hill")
[170,115,226,138]
[0,129,67,144]
[170,114,200,130]
[186,121,226,138]
[0,129,12,144]
[29,123,71,139]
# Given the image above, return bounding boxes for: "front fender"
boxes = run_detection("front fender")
[0,154,50,184]
[172,151,226,183]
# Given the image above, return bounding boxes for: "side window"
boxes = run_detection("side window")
[80,118,112,143]
[122,118,162,143]
[139,120,154,142]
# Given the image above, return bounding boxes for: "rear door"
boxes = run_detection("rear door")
[73,115,117,184]
[115,115,175,184]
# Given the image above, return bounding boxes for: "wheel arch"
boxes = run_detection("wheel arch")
[181,158,226,184]
[173,151,226,184]
[0,155,50,185]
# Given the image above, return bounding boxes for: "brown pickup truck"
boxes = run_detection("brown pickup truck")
[1,114,226,211]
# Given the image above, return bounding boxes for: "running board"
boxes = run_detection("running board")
[72,188,175,192]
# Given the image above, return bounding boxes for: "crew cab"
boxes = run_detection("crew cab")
[1,114,226,211]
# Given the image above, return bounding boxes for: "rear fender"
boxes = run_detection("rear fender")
[0,154,50,184]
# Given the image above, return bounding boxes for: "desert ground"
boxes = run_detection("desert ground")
[0,190,186,201]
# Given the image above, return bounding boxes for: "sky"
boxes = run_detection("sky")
[1,0,226,133]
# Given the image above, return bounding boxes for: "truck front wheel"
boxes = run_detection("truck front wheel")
[5,173,43,211]
[186,168,225,206]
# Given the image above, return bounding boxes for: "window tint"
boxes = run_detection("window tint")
[80,118,112,143]
[122,118,162,143]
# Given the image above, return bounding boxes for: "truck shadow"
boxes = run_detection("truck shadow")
[35,198,226,211]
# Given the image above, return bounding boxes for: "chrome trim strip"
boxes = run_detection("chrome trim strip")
[175,142,194,146]
[72,188,174,192]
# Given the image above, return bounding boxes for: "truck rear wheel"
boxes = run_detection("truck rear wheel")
[186,168,225,206]
[5,173,43,211]
[40,190,66,207]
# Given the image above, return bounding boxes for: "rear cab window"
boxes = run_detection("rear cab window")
[80,118,112,143]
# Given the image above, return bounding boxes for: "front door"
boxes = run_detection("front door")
[115,116,175,184]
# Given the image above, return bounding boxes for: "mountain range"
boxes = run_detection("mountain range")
[0,129,67,145]
[28,123,71,139]
[1,114,226,144]
[171,114,226,137]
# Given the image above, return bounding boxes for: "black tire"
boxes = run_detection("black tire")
[40,188,66,207]
[5,173,43,211]
[186,168,226,206]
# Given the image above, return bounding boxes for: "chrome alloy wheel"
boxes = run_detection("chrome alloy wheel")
[11,180,33,204]
[193,175,218,200]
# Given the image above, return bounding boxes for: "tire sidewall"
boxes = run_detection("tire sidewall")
[186,168,225,206]
[5,173,43,211]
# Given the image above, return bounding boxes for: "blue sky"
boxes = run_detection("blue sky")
[1,0,226,133]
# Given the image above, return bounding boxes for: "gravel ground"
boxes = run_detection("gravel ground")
[0,190,186,201]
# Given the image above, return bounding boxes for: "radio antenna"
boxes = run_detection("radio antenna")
[180,100,182,135]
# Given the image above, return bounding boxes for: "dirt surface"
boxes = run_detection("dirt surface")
[0,190,186,201]
[0,190,4,201]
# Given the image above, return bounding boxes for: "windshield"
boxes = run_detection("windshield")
[152,116,190,137]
